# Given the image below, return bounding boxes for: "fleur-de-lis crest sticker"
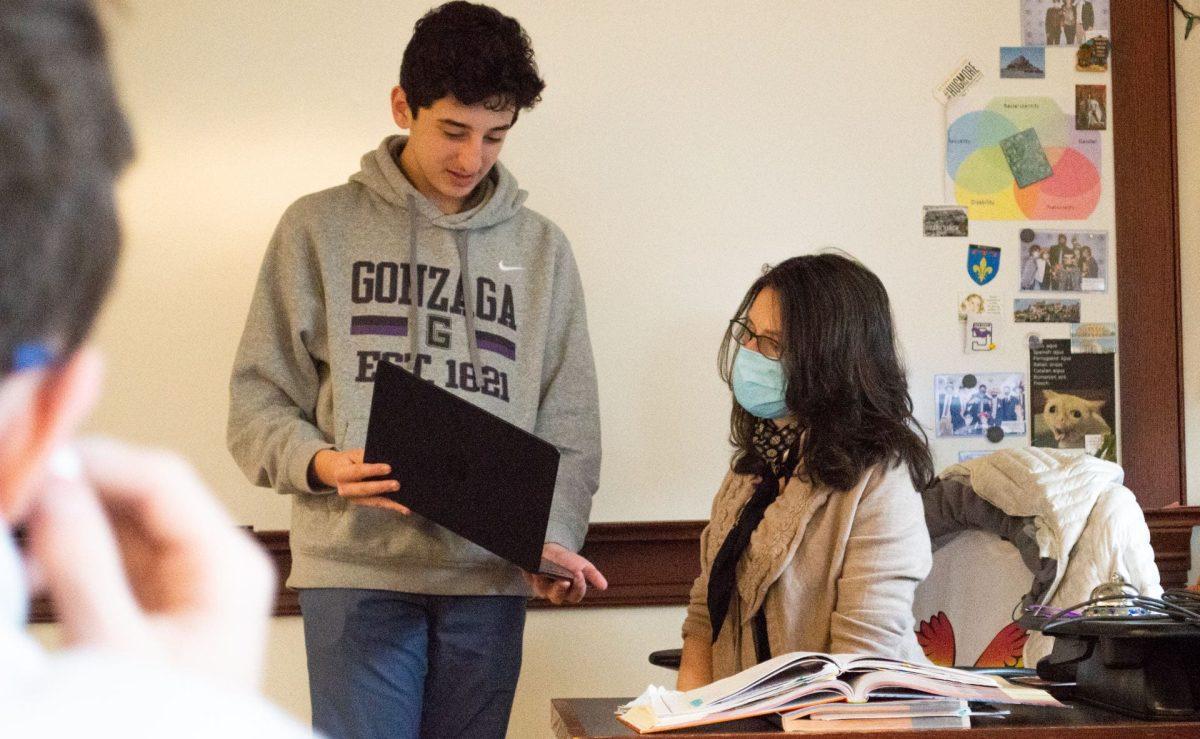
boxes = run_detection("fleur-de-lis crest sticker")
[968,245,1000,286]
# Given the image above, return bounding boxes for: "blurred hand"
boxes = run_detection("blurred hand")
[312,448,409,515]
[522,542,607,605]
[23,438,276,689]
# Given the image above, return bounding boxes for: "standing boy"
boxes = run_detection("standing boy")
[227,3,605,737]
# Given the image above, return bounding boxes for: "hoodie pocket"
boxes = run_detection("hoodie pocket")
[335,413,358,451]
[292,454,509,570]
[309,402,512,569]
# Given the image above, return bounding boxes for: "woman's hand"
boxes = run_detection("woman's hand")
[676,634,713,691]
[24,438,277,689]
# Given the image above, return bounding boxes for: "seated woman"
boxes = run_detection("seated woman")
[677,254,934,689]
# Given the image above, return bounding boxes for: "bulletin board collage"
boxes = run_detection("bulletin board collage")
[925,0,1117,464]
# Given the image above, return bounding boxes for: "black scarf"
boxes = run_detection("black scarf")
[750,419,799,477]
[706,419,799,647]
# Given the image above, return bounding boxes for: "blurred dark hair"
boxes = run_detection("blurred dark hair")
[400,1,545,118]
[718,253,934,491]
[0,0,133,377]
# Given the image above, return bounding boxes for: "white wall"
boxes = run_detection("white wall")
[1179,11,1200,509]
[92,1,1120,529]
[1174,12,1200,585]
[67,2,1174,737]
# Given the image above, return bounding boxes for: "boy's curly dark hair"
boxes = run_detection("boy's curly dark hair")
[400,1,545,118]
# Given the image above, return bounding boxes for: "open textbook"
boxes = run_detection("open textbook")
[617,651,1059,734]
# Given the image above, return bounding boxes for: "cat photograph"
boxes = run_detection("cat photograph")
[1038,389,1110,446]
[1033,389,1116,461]
[1030,339,1116,461]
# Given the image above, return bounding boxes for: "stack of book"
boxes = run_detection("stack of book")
[616,651,1060,734]
[776,697,971,732]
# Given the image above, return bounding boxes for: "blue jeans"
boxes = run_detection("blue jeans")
[298,588,527,739]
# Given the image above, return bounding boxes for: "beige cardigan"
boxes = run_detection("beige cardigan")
[681,462,931,679]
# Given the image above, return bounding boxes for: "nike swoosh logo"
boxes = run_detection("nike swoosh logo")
[498,261,524,272]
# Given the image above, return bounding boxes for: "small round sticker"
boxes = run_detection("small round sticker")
[1027,334,1042,350]
[986,426,1005,443]
[962,374,977,389]
[1020,229,1036,243]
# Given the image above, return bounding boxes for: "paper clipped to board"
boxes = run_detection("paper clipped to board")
[934,58,984,105]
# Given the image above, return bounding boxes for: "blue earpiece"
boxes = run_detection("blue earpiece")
[11,343,55,372]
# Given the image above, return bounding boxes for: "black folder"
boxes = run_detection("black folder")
[363,360,573,580]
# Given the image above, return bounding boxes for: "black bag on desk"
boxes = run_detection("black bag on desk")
[1037,617,1200,720]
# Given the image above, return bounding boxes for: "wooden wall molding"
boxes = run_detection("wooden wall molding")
[261,510,1190,611]
[258,530,299,617]
[258,513,1200,617]
[1145,507,1200,589]
[25,508,1197,623]
[533,521,705,609]
[248,522,708,618]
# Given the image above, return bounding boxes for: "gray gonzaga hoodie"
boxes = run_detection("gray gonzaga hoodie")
[228,135,601,596]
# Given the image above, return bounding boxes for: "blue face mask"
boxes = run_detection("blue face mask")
[732,346,789,419]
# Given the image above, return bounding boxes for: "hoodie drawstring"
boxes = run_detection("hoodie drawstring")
[455,230,483,372]
[406,195,420,367]
[406,195,482,374]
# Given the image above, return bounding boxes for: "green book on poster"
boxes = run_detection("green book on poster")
[1000,127,1053,188]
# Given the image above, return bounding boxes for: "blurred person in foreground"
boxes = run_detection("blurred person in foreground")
[0,1,310,735]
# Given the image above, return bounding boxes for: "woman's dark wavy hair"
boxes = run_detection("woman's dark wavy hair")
[400,1,545,118]
[718,253,934,491]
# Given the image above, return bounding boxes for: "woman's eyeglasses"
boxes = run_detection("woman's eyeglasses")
[729,319,782,360]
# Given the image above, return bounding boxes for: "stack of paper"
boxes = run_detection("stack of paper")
[777,698,971,732]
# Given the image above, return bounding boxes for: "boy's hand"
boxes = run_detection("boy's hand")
[523,542,607,605]
[312,449,410,514]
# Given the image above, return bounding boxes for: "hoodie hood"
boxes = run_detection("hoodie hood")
[349,135,527,231]
[349,134,529,373]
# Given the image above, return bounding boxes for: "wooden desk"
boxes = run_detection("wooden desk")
[552,697,1200,738]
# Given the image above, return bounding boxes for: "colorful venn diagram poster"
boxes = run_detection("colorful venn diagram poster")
[946,97,1101,220]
